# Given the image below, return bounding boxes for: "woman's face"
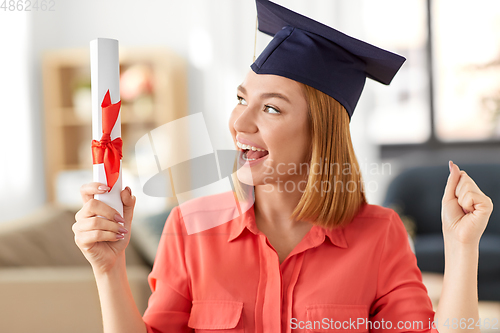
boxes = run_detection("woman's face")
[228,70,311,190]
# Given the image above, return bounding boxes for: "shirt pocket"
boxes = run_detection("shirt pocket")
[187,300,244,332]
[305,304,368,333]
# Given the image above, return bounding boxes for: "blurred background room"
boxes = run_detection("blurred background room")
[0,0,499,332]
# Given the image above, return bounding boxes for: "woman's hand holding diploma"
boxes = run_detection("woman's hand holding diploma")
[73,182,137,274]
[73,183,147,333]
[441,160,493,247]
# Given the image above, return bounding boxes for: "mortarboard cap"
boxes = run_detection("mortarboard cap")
[250,0,406,120]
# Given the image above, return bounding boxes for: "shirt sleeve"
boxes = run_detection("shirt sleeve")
[369,210,439,333]
[142,206,193,333]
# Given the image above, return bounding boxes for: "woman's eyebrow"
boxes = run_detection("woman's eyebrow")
[237,85,247,94]
[237,85,291,104]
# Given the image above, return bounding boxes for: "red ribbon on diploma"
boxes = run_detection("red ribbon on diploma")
[91,90,123,192]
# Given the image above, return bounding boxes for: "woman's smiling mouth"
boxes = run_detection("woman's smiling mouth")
[235,138,269,166]
[236,136,269,162]
[236,141,269,161]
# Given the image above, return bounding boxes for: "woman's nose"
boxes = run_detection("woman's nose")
[232,106,258,133]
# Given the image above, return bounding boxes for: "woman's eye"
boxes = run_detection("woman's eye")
[265,105,280,114]
[237,96,247,105]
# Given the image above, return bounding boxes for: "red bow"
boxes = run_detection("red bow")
[91,90,123,192]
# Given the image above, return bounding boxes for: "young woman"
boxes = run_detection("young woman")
[73,1,493,332]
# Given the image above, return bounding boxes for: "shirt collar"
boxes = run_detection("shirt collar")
[227,203,259,242]
[227,203,348,249]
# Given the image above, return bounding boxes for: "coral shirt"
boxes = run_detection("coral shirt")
[142,191,439,333]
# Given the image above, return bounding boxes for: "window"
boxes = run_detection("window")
[432,0,500,142]
[0,12,32,222]
[366,0,500,146]
[364,0,431,144]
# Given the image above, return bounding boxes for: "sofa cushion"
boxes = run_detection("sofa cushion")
[0,265,151,332]
[0,204,146,267]
[131,209,172,267]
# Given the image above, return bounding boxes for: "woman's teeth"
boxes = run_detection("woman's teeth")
[236,141,269,161]
[236,141,266,151]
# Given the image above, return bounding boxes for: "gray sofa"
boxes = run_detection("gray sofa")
[383,163,500,301]
[0,203,168,333]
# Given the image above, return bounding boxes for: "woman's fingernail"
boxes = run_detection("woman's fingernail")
[98,185,110,191]
[115,214,125,223]
[118,227,128,234]
[116,234,125,239]
[125,186,132,195]
[449,160,452,173]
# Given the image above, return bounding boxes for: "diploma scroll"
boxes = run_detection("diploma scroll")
[90,38,123,217]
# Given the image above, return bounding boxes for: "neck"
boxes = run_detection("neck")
[253,182,306,230]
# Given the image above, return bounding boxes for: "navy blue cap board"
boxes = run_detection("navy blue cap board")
[250,0,406,120]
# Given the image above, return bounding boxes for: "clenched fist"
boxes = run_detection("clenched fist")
[441,161,493,247]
